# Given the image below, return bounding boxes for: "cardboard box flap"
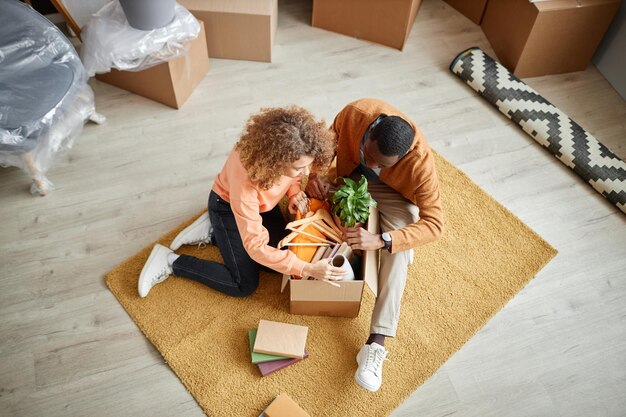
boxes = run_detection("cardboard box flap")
[289,279,363,302]
[180,0,273,16]
[281,274,290,293]
[363,206,380,296]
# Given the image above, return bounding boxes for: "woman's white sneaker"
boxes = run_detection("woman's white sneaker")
[138,244,173,298]
[170,211,213,251]
[354,342,389,392]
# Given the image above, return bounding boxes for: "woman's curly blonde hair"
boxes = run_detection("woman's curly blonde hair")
[235,106,336,190]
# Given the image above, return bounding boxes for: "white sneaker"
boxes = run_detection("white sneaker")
[355,342,389,392]
[138,244,173,298]
[170,211,212,251]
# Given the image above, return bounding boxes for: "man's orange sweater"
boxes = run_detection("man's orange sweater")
[331,98,444,253]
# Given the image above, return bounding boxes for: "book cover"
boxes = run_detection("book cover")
[310,246,327,263]
[248,329,289,364]
[253,320,308,359]
[258,351,308,377]
[264,392,310,417]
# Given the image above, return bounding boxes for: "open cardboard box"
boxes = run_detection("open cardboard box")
[95,22,209,109]
[281,206,380,318]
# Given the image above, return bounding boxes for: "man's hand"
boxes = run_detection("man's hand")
[344,227,385,251]
[288,191,309,215]
[305,173,331,200]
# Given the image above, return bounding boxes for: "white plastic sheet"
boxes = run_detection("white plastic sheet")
[80,1,201,76]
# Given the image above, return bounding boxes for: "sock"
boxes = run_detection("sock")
[167,253,180,267]
[366,333,386,347]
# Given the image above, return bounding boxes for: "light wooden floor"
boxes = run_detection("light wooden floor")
[1,1,625,416]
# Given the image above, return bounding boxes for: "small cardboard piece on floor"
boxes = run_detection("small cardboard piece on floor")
[95,22,209,109]
[481,0,621,78]
[178,0,277,62]
[443,0,488,25]
[281,207,379,318]
[311,0,423,50]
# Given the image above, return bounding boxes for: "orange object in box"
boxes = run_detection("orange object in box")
[289,199,331,272]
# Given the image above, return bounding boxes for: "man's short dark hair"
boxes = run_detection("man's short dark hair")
[370,115,414,157]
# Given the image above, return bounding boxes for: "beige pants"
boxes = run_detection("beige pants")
[367,183,420,337]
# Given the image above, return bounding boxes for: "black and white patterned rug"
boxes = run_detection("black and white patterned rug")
[450,47,626,215]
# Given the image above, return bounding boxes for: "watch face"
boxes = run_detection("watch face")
[382,232,391,242]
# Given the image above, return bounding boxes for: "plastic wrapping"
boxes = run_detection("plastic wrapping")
[80,1,201,76]
[0,1,101,195]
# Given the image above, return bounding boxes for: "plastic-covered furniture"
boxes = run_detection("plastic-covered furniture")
[0,0,104,195]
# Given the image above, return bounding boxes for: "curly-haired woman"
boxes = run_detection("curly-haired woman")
[137,106,347,298]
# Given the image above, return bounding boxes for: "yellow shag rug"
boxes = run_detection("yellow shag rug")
[105,152,557,416]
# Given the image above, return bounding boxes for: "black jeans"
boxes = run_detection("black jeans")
[172,191,288,297]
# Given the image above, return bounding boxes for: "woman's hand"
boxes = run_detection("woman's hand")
[305,173,331,200]
[302,259,348,281]
[288,191,310,215]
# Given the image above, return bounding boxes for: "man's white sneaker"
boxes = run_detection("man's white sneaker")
[355,342,388,392]
[138,244,173,298]
[170,211,213,251]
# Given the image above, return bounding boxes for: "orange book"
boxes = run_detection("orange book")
[264,392,310,417]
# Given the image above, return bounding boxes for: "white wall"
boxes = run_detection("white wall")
[593,1,626,100]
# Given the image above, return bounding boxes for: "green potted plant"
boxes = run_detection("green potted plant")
[331,175,377,229]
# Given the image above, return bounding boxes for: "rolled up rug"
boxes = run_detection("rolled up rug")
[450,47,626,215]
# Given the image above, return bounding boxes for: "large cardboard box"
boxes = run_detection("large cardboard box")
[444,0,488,24]
[178,0,277,62]
[312,0,423,50]
[481,0,621,78]
[96,23,209,109]
[281,207,380,318]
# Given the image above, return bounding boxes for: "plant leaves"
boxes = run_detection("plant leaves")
[357,179,368,194]
[331,176,377,226]
[343,177,358,189]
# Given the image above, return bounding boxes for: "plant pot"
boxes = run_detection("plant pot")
[119,0,176,31]
[332,212,362,233]
[331,254,355,281]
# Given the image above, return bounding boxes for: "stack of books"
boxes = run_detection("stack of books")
[249,319,309,377]
[310,241,353,265]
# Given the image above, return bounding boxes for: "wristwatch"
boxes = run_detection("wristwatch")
[381,232,392,252]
